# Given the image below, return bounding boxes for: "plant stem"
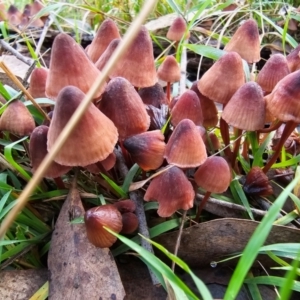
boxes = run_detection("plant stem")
[195,191,211,222]
[262,120,296,173]
[171,210,187,271]
[231,128,243,169]
[220,117,232,158]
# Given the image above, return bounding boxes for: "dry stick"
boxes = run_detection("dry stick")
[0,61,50,121]
[0,0,159,239]
[35,17,53,57]
[262,120,297,174]
[0,39,34,66]
[171,210,187,271]
[115,149,160,285]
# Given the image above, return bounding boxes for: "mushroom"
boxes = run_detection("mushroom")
[84,204,123,248]
[164,119,207,168]
[144,166,194,217]
[47,85,118,166]
[194,156,231,221]
[224,19,261,63]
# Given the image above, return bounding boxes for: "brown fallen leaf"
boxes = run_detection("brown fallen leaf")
[154,218,300,268]
[48,180,125,299]
[0,269,48,300]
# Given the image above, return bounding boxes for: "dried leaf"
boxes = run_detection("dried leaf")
[48,184,125,299]
[154,218,300,268]
[0,269,48,299]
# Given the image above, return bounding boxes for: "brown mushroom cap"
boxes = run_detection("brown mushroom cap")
[30,125,71,178]
[47,85,118,166]
[222,81,266,131]
[84,205,123,248]
[28,67,48,98]
[46,33,105,100]
[194,156,231,193]
[190,82,219,128]
[113,199,136,213]
[171,90,203,126]
[286,44,300,72]
[224,19,261,63]
[7,5,22,26]
[144,166,195,217]
[120,212,139,234]
[87,18,121,63]
[138,83,168,107]
[164,119,207,168]
[166,16,190,41]
[123,130,165,171]
[99,77,150,139]
[265,70,300,123]
[257,54,290,93]
[109,26,157,87]
[95,38,121,71]
[0,100,35,136]
[157,56,181,83]
[243,166,273,196]
[84,152,116,173]
[197,52,245,104]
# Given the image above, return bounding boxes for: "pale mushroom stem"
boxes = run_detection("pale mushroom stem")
[231,128,243,169]
[262,120,297,174]
[195,191,211,222]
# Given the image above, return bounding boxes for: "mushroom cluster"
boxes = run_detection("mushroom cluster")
[2,14,300,249]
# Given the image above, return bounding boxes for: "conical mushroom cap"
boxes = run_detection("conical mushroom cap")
[197,52,245,104]
[99,77,150,139]
[84,152,116,173]
[138,83,168,107]
[109,26,157,87]
[123,130,165,171]
[47,86,118,166]
[0,100,35,136]
[190,82,218,127]
[224,19,260,63]
[257,54,290,93]
[222,82,265,131]
[166,16,190,41]
[286,44,300,72]
[171,90,203,126]
[30,125,71,178]
[7,5,22,26]
[46,33,105,100]
[194,156,231,193]
[144,166,195,217]
[95,38,121,71]
[28,67,48,98]
[164,119,207,168]
[157,56,181,83]
[87,18,121,63]
[265,70,300,123]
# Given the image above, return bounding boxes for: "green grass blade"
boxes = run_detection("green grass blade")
[106,228,199,299]
[0,82,10,101]
[252,131,275,167]
[112,218,181,256]
[246,272,263,300]
[271,154,300,168]
[29,281,48,300]
[100,173,127,198]
[244,276,300,292]
[0,191,11,214]
[146,237,213,300]
[230,177,254,220]
[224,173,300,299]
[122,163,140,193]
[165,0,182,14]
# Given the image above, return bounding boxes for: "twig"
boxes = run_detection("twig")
[115,148,160,285]
[196,193,283,219]
[0,61,50,121]
[22,61,36,86]
[0,39,34,66]
[171,210,187,271]
[35,17,53,57]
